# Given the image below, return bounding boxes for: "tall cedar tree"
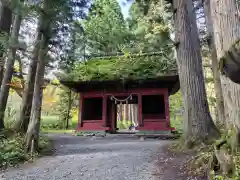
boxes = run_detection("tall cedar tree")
[127,1,172,53]
[0,0,22,130]
[172,0,219,141]
[82,0,130,54]
[14,0,88,133]
[0,2,12,129]
[13,24,42,133]
[25,0,88,151]
[0,2,12,87]
[203,0,225,127]
[208,0,240,146]
[25,0,51,151]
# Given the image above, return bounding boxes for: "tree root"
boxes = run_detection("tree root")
[212,139,234,175]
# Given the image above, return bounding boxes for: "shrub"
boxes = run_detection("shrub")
[41,116,63,130]
[0,132,29,168]
[70,108,78,129]
[0,130,51,169]
[4,106,17,129]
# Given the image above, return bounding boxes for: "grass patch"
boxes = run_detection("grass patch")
[117,120,132,129]
[41,115,78,130]
[41,116,62,130]
[41,129,74,134]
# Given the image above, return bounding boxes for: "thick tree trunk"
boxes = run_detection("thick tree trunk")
[13,31,41,132]
[25,0,50,151]
[0,6,21,130]
[0,3,12,87]
[172,0,219,141]
[25,33,49,152]
[204,0,225,127]
[209,0,240,144]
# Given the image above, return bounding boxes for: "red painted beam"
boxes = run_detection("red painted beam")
[81,88,167,98]
[102,94,107,126]
[164,90,170,127]
[78,95,84,129]
[138,94,143,126]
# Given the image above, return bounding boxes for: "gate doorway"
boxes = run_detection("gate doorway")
[106,94,138,133]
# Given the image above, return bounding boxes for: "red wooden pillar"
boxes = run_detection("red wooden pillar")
[102,94,107,127]
[164,90,170,127]
[78,94,84,128]
[138,94,143,127]
[111,103,116,132]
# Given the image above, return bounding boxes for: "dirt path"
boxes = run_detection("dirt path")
[0,134,207,180]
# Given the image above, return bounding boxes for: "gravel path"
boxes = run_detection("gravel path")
[0,134,170,180]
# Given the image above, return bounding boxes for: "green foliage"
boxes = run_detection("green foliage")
[71,108,79,128]
[62,55,177,82]
[117,120,132,129]
[0,131,51,169]
[53,86,78,129]
[40,112,78,131]
[38,135,52,152]
[127,0,173,52]
[4,106,17,128]
[0,31,9,55]
[0,133,29,168]
[169,91,184,131]
[182,132,240,180]
[81,0,131,54]
[41,116,63,130]
[59,0,176,83]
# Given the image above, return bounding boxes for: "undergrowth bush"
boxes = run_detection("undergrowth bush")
[41,114,78,131]
[0,130,51,169]
[4,106,17,128]
[170,134,240,180]
[41,116,63,130]
[0,132,28,168]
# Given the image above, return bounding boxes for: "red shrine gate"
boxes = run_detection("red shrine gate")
[61,75,180,134]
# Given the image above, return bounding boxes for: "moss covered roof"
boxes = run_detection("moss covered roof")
[61,54,178,82]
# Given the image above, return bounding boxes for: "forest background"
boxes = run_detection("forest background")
[0,0,239,179]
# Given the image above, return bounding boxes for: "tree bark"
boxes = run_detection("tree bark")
[172,0,219,141]
[25,0,50,151]
[25,33,49,152]
[209,0,240,144]
[0,2,12,86]
[203,0,225,127]
[0,3,21,130]
[13,31,41,133]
